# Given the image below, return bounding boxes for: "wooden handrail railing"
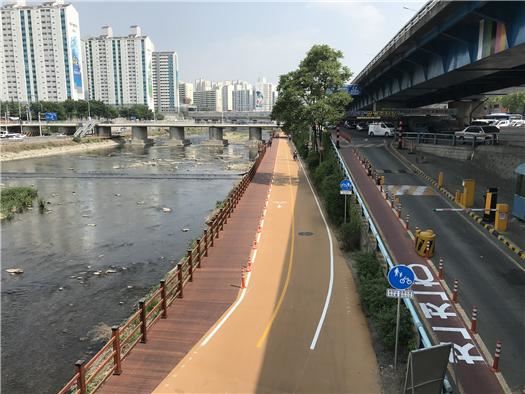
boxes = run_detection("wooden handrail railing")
[58,143,267,394]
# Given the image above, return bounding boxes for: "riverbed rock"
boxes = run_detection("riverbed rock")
[181,228,189,232]
[105,269,117,274]
[86,223,96,227]
[162,207,172,213]
[5,268,24,274]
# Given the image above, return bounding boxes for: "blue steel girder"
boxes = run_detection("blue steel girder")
[355,1,525,110]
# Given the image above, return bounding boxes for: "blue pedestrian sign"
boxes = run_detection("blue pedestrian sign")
[340,179,353,195]
[347,84,361,96]
[388,265,415,290]
[44,112,57,121]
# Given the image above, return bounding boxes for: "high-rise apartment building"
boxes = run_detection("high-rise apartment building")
[0,0,85,102]
[83,25,155,109]
[179,81,193,105]
[222,82,233,112]
[232,80,253,112]
[193,78,222,111]
[254,77,274,112]
[152,51,179,113]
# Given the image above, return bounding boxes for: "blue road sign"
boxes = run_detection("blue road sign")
[340,179,352,191]
[347,84,361,96]
[388,265,415,290]
[44,112,57,121]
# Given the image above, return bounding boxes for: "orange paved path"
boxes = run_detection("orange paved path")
[98,143,277,394]
[153,139,380,393]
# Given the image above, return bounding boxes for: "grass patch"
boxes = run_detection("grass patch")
[0,186,38,220]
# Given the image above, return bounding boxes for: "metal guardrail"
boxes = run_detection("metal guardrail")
[353,0,441,83]
[402,131,525,148]
[329,136,453,392]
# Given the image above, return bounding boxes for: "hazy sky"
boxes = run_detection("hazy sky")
[74,1,426,85]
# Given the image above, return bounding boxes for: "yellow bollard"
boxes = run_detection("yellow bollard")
[438,172,444,188]
[494,204,509,232]
[455,190,462,205]
[380,176,385,185]
[415,229,436,257]
[462,179,476,208]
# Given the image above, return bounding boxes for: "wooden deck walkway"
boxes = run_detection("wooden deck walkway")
[98,142,278,394]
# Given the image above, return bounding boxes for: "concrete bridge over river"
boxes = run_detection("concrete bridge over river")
[3,121,277,146]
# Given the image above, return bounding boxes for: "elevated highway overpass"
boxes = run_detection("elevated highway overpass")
[351,1,525,124]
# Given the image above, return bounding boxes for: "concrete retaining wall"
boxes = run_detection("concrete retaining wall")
[473,145,525,180]
[415,144,472,161]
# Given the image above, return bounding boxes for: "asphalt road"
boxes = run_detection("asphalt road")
[345,129,525,391]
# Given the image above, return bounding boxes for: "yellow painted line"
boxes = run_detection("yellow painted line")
[256,144,296,348]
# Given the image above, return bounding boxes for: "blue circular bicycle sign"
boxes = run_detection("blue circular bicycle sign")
[387,265,415,290]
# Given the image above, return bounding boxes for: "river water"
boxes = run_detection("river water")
[1,133,264,393]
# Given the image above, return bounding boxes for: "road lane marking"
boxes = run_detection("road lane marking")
[256,146,296,348]
[295,156,335,350]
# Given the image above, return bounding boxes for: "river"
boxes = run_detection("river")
[1,132,264,393]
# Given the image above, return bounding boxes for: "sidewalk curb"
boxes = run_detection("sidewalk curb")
[386,143,525,261]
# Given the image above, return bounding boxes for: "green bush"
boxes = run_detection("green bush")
[339,212,361,251]
[354,252,416,355]
[1,186,38,220]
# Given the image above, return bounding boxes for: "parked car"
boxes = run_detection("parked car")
[454,125,499,143]
[368,122,394,137]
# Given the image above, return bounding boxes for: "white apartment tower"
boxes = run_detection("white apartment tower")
[179,81,193,105]
[0,0,85,102]
[222,82,233,112]
[83,25,155,109]
[232,80,253,112]
[152,51,179,113]
[254,77,274,111]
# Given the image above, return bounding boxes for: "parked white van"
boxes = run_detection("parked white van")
[368,122,394,137]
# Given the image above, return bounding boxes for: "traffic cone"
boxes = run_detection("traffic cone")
[491,341,502,372]
[471,306,478,333]
[241,267,246,289]
[246,259,253,272]
[252,240,257,250]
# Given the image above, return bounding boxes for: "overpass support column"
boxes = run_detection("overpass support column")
[97,126,112,138]
[168,126,190,146]
[131,126,152,145]
[21,125,41,136]
[449,101,475,129]
[204,126,228,146]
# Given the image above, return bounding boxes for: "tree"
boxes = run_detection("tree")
[500,92,525,114]
[272,44,352,153]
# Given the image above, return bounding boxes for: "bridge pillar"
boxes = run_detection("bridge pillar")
[131,126,152,145]
[168,126,190,146]
[204,126,228,146]
[248,127,262,141]
[63,126,77,136]
[97,126,112,138]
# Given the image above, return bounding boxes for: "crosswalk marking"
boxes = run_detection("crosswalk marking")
[385,185,436,196]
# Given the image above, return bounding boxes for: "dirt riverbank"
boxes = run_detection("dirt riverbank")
[1,139,121,162]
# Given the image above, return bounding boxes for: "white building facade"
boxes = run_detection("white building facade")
[152,51,179,113]
[0,0,85,102]
[232,80,253,112]
[179,81,193,105]
[83,25,155,109]
[253,77,274,112]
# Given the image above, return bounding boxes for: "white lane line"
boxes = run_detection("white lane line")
[296,158,335,350]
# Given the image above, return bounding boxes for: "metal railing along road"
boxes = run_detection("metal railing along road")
[401,131,525,148]
[58,144,268,394]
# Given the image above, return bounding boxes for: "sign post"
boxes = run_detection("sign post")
[387,265,415,370]
[339,179,353,223]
